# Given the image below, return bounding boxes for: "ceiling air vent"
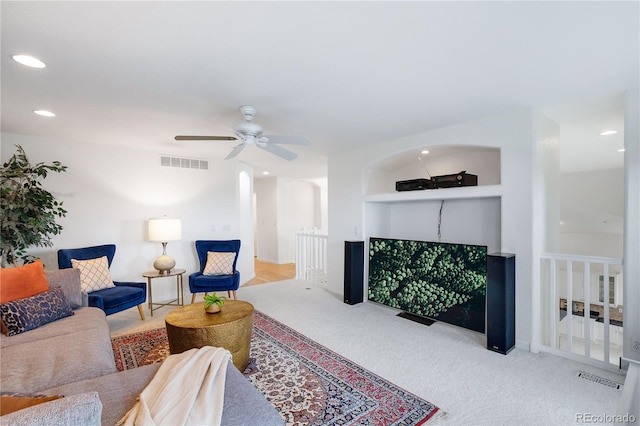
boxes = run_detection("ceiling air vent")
[160,155,208,170]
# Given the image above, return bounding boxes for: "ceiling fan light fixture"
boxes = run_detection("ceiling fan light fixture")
[256,136,269,147]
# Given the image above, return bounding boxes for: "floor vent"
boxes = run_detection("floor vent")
[160,156,208,170]
[577,371,622,390]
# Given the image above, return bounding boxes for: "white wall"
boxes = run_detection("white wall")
[367,198,501,252]
[254,177,325,264]
[236,168,255,281]
[558,168,624,258]
[623,90,640,364]
[328,110,555,351]
[531,111,561,353]
[560,234,624,259]
[308,177,329,232]
[619,88,640,423]
[278,179,319,263]
[1,133,255,302]
[254,178,279,263]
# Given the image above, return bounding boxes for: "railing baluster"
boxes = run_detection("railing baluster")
[583,262,591,359]
[550,258,557,350]
[603,263,610,364]
[567,260,573,354]
[295,231,328,285]
[540,253,622,371]
[296,234,302,280]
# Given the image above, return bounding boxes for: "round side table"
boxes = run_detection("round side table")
[164,300,254,371]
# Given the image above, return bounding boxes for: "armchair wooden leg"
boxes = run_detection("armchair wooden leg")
[231,290,237,300]
[137,304,145,321]
[191,293,197,304]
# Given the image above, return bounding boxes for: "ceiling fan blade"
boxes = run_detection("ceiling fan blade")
[258,143,298,161]
[262,135,310,145]
[175,135,237,141]
[225,143,246,160]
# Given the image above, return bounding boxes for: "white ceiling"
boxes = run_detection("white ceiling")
[1,1,637,180]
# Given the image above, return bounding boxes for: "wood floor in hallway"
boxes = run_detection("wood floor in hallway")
[244,258,296,286]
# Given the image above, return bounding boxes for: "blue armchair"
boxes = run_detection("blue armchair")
[58,244,146,320]
[189,240,241,304]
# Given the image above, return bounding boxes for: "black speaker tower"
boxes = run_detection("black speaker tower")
[486,253,516,355]
[344,241,364,305]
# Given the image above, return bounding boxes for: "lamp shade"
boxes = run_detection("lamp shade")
[148,218,182,242]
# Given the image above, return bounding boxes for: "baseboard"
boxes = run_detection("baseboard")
[621,357,640,371]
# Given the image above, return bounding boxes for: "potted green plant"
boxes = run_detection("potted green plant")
[0,145,68,267]
[203,292,226,314]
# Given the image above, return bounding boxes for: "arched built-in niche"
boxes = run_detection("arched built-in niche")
[365,145,501,195]
[363,145,502,253]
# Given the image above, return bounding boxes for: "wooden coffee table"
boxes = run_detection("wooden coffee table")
[164,300,254,371]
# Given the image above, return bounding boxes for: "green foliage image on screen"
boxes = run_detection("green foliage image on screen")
[368,237,487,333]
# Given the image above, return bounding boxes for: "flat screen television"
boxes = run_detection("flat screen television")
[368,237,487,333]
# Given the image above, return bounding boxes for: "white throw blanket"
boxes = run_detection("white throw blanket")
[117,346,232,426]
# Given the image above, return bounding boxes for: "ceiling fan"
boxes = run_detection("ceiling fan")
[175,105,310,161]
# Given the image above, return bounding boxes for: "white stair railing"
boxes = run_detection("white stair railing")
[295,230,328,284]
[540,253,624,371]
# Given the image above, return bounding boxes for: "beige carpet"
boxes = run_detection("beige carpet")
[107,279,625,425]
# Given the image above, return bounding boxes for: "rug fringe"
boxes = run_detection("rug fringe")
[424,408,447,424]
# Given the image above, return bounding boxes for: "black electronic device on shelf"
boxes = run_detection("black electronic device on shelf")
[431,171,478,188]
[395,171,477,192]
[395,178,437,192]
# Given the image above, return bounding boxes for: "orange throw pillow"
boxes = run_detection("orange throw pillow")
[0,260,49,304]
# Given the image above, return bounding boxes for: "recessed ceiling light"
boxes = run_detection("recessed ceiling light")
[421,150,430,155]
[33,110,55,117]
[262,171,270,175]
[600,130,617,136]
[12,54,46,68]
[618,148,625,153]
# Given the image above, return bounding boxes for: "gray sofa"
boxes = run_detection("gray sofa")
[0,268,283,425]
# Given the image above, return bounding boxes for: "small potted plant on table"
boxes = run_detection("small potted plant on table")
[203,292,226,314]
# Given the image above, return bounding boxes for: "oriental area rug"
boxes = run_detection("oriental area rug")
[111,310,442,425]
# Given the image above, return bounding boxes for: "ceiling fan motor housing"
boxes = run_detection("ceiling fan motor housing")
[234,121,263,139]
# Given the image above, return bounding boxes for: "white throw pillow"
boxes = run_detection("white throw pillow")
[71,256,116,293]
[203,252,235,275]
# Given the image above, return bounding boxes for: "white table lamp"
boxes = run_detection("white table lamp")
[148,217,182,273]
